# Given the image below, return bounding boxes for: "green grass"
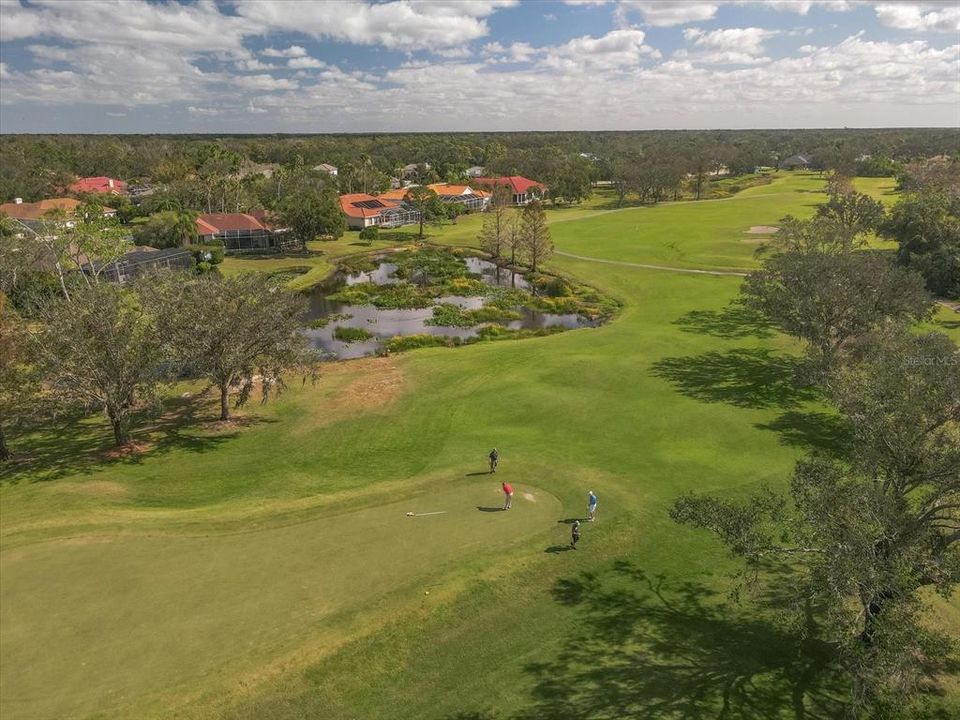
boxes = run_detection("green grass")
[1,172,957,720]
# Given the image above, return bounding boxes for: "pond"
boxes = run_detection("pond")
[304,255,594,359]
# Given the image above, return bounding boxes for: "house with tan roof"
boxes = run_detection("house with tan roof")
[195,212,287,253]
[339,193,420,230]
[375,184,490,211]
[0,197,116,230]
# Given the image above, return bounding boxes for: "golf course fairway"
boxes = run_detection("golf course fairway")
[1,482,560,719]
[1,174,957,719]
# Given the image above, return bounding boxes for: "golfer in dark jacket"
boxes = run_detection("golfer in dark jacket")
[570,520,581,550]
[489,448,499,473]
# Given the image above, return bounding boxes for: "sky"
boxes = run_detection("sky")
[0,0,957,133]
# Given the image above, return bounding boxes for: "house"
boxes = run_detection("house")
[313,163,338,176]
[69,176,128,195]
[427,183,490,211]
[195,213,286,253]
[471,176,545,205]
[0,197,115,226]
[238,162,281,179]
[402,162,431,180]
[374,184,490,211]
[98,247,194,284]
[780,154,812,170]
[339,193,420,230]
[465,166,487,178]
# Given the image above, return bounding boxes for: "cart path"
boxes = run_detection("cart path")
[555,250,750,277]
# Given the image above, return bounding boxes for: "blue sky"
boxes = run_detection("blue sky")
[0,1,957,133]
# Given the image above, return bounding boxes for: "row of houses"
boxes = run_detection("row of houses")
[338,176,544,229]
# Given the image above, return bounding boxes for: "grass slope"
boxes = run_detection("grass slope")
[1,173,957,720]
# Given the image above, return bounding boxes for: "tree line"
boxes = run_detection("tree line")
[3,128,958,204]
[671,170,959,717]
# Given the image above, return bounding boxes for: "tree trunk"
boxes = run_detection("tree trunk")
[0,422,11,461]
[108,409,128,446]
[418,214,425,240]
[219,384,231,421]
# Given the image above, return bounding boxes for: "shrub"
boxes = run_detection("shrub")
[338,255,380,275]
[359,226,379,244]
[333,326,374,343]
[383,334,462,353]
[190,244,224,266]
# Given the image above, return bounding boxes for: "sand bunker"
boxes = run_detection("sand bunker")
[745,225,779,234]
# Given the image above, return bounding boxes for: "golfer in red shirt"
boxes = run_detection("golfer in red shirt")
[502,481,513,510]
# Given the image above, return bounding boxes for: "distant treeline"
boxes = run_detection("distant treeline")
[2,128,959,202]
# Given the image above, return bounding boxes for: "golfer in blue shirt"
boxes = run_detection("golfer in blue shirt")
[587,491,598,522]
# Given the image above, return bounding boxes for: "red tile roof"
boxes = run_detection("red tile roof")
[0,197,83,220]
[196,213,267,234]
[339,193,402,219]
[69,177,128,195]
[472,176,545,195]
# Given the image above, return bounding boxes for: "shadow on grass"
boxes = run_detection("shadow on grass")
[446,560,849,720]
[0,393,273,485]
[756,411,850,455]
[477,506,506,513]
[521,561,847,720]
[466,471,492,477]
[650,348,817,410]
[557,518,582,525]
[674,304,775,340]
[545,545,573,554]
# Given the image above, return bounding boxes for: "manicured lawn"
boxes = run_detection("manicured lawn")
[1,173,956,720]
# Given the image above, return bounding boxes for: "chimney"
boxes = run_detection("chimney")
[108,178,114,188]
[14,197,22,204]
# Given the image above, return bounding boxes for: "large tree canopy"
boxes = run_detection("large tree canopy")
[672,328,960,716]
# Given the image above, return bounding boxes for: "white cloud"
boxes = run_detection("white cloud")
[541,29,659,71]
[261,45,308,58]
[756,1,854,14]
[684,26,779,54]
[187,106,222,116]
[482,41,537,63]
[874,2,960,33]
[231,73,299,91]
[620,1,719,27]
[287,56,327,69]
[0,0,258,51]
[234,58,275,71]
[234,0,517,50]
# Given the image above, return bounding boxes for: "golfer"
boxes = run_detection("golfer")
[587,490,598,522]
[489,448,499,473]
[502,481,513,510]
[570,520,581,550]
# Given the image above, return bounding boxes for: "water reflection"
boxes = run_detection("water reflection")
[305,256,592,359]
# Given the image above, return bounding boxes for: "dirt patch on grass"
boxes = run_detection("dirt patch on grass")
[332,357,405,413]
[102,440,152,459]
[745,225,779,234]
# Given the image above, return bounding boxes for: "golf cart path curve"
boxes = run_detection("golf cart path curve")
[555,250,750,277]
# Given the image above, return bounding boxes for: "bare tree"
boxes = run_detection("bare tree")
[477,184,513,262]
[517,200,553,274]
